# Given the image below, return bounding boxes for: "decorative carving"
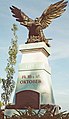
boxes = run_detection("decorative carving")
[10,0,68,47]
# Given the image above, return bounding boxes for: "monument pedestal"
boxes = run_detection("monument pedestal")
[6,42,54,110]
[15,42,54,109]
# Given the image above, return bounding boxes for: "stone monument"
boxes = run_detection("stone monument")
[5,0,68,116]
[15,42,54,109]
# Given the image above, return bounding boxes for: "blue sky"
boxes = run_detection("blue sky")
[0,0,69,111]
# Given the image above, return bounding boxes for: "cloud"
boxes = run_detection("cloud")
[54,89,69,111]
[0,47,8,51]
[49,39,69,60]
[54,89,69,96]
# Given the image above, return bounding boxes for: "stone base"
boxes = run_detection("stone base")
[15,42,54,107]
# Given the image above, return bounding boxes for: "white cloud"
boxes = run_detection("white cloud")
[53,89,69,111]
[54,89,69,96]
[49,39,69,60]
[0,47,8,50]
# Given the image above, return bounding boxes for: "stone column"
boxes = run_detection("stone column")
[15,42,54,107]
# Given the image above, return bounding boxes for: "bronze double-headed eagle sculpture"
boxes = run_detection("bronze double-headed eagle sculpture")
[10,0,68,47]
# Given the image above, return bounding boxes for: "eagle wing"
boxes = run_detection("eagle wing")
[39,0,68,29]
[10,6,33,27]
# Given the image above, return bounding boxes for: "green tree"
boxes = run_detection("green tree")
[0,101,4,110]
[1,24,18,105]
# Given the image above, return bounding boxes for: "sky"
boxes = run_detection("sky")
[0,0,69,111]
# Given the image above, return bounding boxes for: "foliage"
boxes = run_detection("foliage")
[4,105,69,119]
[0,101,4,110]
[1,24,18,105]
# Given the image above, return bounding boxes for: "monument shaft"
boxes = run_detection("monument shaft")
[15,42,54,108]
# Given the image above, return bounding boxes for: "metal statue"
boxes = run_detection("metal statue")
[10,0,68,47]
